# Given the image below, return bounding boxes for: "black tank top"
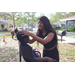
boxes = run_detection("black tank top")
[38,31,56,49]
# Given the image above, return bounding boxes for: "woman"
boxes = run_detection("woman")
[21,16,59,62]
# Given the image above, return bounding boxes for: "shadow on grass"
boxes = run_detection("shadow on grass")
[0,46,19,62]
[69,43,75,46]
[58,39,65,41]
[13,38,18,41]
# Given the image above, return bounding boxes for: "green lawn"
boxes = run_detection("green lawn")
[58,43,75,62]
[0,36,75,62]
[69,36,75,38]
[0,31,75,62]
[0,31,8,34]
[5,35,11,38]
[30,42,75,62]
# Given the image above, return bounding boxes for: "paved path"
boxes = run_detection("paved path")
[58,35,75,43]
[0,33,11,35]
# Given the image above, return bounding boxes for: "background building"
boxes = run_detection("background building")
[0,18,14,31]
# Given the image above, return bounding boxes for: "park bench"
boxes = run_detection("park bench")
[58,31,66,42]
[19,42,41,62]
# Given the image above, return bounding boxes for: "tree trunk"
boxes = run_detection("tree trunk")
[32,17,33,28]
[28,13,29,31]
[13,15,15,28]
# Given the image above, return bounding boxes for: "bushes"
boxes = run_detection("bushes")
[67,25,75,32]
[4,28,8,31]
[52,24,57,26]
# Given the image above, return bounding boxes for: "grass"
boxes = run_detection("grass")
[58,43,75,62]
[58,39,65,41]
[0,31,8,34]
[69,36,75,38]
[0,39,75,62]
[0,31,11,39]
[30,41,75,62]
[5,35,11,38]
[0,31,75,62]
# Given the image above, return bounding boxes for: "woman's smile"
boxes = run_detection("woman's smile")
[38,26,42,29]
[38,20,44,30]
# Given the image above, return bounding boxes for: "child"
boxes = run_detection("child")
[14,27,18,38]
[14,27,18,34]
[9,25,14,39]
[16,31,55,62]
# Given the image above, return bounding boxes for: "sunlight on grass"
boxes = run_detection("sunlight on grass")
[0,32,75,62]
[59,43,75,62]
[5,35,11,38]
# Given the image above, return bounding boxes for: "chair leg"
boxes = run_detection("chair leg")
[19,42,21,62]
[19,50,21,62]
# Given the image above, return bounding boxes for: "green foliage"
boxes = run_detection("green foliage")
[4,28,8,31]
[50,12,75,23]
[52,24,57,26]
[67,25,75,32]
[5,35,11,38]
[0,12,38,27]
[15,12,38,26]
[50,12,66,23]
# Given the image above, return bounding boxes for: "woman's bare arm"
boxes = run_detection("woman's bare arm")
[20,30,54,44]
[30,32,54,44]
[34,57,55,62]
[28,38,36,44]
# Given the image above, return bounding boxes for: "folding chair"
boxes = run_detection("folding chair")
[19,44,41,62]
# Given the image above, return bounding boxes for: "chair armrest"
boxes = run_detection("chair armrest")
[34,51,41,57]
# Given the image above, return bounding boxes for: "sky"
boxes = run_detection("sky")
[35,12,56,19]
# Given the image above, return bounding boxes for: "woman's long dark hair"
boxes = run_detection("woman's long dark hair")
[36,16,58,47]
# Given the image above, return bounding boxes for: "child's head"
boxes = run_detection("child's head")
[14,28,18,34]
[16,31,29,44]
[11,25,13,28]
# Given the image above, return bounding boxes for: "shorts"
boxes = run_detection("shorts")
[11,31,14,36]
[43,47,59,62]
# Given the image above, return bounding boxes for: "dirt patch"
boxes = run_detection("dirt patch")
[0,38,20,62]
[0,37,75,62]
[58,43,75,62]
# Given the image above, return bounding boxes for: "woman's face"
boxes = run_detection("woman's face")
[38,20,44,30]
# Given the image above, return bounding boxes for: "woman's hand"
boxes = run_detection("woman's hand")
[20,30,31,36]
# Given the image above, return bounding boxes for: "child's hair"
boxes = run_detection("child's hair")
[14,28,18,34]
[16,31,28,43]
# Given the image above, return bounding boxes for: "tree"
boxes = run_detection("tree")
[0,12,18,28]
[49,12,75,23]
[7,12,18,28]
[0,12,10,20]
[30,12,36,28]
[24,12,30,30]
[15,12,26,26]
[23,12,37,30]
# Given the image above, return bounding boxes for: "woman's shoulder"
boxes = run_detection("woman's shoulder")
[46,31,55,37]
[47,31,55,34]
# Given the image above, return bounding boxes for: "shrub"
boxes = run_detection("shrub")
[52,24,57,26]
[4,28,8,31]
[67,25,75,32]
